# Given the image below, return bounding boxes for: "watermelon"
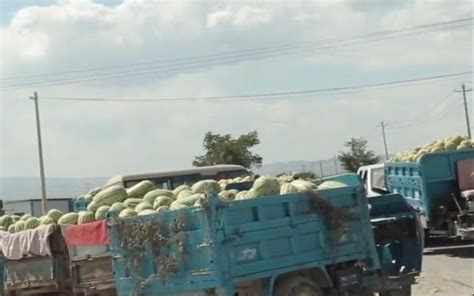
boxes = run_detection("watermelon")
[118,208,137,218]
[173,184,191,196]
[78,211,95,224]
[291,180,316,192]
[143,189,175,205]
[75,195,86,202]
[126,181,155,199]
[88,187,102,196]
[135,202,153,213]
[7,224,15,233]
[138,209,156,216]
[95,206,111,220]
[318,181,347,190]
[40,217,55,225]
[14,221,26,232]
[177,193,204,206]
[84,193,94,202]
[0,215,14,229]
[169,202,189,211]
[235,190,249,200]
[93,185,128,206]
[124,198,143,209]
[20,214,32,221]
[155,206,169,213]
[218,190,235,202]
[191,180,221,194]
[25,217,40,229]
[47,209,63,223]
[248,176,280,198]
[177,190,193,200]
[153,196,173,209]
[280,183,299,195]
[58,213,79,225]
[87,201,99,212]
[109,202,127,214]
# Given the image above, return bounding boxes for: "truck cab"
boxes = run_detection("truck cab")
[357,163,386,197]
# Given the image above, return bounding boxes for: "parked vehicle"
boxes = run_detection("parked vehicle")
[385,149,474,239]
[65,221,116,296]
[2,225,72,295]
[357,163,386,197]
[105,164,250,189]
[108,173,422,296]
[73,164,252,211]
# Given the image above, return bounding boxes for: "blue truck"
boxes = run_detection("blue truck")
[385,149,474,240]
[108,173,422,296]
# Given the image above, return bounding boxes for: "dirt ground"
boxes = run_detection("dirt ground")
[413,239,473,296]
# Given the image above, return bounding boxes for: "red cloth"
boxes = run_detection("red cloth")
[457,159,474,191]
[65,220,109,246]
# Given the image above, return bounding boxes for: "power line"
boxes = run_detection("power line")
[387,90,454,129]
[38,71,471,103]
[387,99,461,129]
[1,19,471,90]
[3,24,469,90]
[2,17,471,81]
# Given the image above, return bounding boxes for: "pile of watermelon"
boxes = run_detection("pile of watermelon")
[2,174,346,233]
[390,135,473,162]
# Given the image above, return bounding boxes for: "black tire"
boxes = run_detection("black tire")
[380,285,411,296]
[273,275,324,296]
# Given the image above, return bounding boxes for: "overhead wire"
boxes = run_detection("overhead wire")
[386,90,455,129]
[2,17,471,81]
[38,71,472,103]
[387,96,461,129]
[1,19,471,90]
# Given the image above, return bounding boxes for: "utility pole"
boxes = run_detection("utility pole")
[319,160,324,178]
[380,121,389,160]
[30,92,48,214]
[334,156,338,174]
[455,83,472,139]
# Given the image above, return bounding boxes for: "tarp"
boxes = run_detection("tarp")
[65,220,108,246]
[0,225,56,260]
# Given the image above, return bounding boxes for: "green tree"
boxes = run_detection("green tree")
[193,131,263,168]
[338,137,380,172]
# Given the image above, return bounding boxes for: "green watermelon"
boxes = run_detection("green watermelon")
[47,209,63,223]
[78,211,95,224]
[95,206,111,220]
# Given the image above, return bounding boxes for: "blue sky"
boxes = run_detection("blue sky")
[0,0,472,178]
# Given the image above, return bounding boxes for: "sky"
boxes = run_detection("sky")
[0,0,472,178]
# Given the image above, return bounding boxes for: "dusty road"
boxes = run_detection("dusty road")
[413,239,473,296]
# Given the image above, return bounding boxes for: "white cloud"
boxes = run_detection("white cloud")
[207,9,231,28]
[0,0,472,178]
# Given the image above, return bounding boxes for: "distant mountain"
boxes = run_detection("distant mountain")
[0,177,107,201]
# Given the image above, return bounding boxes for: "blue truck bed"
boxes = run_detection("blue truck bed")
[385,149,474,228]
[108,174,383,295]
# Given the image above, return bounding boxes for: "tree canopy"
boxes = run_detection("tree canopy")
[337,137,380,172]
[193,131,263,168]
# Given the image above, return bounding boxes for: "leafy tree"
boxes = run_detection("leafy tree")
[193,131,263,168]
[338,137,380,172]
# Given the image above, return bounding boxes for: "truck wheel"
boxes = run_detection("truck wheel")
[380,285,411,296]
[273,275,323,296]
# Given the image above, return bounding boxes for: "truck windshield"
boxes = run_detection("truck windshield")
[371,167,385,189]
